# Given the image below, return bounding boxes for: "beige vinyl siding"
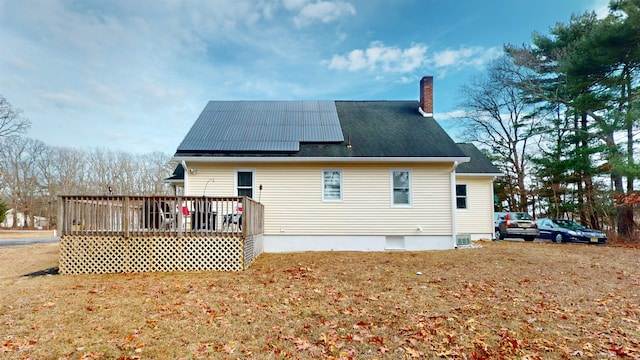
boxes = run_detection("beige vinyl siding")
[455,176,494,235]
[186,164,236,196]
[186,162,454,236]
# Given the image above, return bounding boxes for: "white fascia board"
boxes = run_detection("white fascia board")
[456,172,503,177]
[173,156,471,164]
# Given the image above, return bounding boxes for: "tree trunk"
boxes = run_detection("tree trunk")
[583,176,599,229]
[579,113,599,229]
[624,66,635,193]
[615,69,635,240]
[518,174,527,212]
[617,206,634,241]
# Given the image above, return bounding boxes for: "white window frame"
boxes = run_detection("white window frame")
[234,169,255,198]
[456,183,468,210]
[391,169,412,207]
[322,169,343,202]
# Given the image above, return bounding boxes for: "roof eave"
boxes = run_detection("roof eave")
[456,172,503,177]
[173,155,471,164]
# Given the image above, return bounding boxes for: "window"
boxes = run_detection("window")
[322,170,342,201]
[236,170,254,198]
[456,184,467,209]
[391,170,411,206]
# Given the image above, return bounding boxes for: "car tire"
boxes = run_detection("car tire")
[494,229,503,240]
[554,233,563,244]
[523,236,535,242]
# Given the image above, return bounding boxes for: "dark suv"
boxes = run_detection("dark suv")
[494,212,539,241]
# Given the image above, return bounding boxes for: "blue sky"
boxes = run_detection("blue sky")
[0,0,609,154]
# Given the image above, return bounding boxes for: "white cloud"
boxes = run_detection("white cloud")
[282,0,309,10]
[39,90,96,109]
[292,1,356,28]
[397,76,415,84]
[326,43,502,76]
[326,42,428,73]
[437,109,468,120]
[591,0,610,18]
[431,46,502,69]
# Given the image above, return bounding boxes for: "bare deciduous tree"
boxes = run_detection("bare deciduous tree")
[456,56,544,212]
[1,135,174,228]
[0,136,47,227]
[0,95,31,138]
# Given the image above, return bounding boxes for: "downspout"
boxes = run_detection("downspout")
[491,175,498,239]
[450,161,459,248]
[182,160,189,196]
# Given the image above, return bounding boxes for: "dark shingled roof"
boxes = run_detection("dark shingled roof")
[174,100,466,158]
[456,143,501,174]
[163,163,185,182]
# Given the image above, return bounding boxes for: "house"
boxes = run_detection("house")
[171,76,501,252]
[164,162,186,195]
[455,143,502,241]
[1,208,48,228]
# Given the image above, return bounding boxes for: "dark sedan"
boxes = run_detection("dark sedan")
[536,218,606,244]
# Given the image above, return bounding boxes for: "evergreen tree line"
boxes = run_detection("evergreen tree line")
[458,0,640,239]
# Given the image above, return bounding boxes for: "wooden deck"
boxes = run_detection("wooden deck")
[57,196,264,274]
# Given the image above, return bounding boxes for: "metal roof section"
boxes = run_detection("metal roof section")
[177,100,344,153]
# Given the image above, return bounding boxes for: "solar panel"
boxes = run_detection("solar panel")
[177,100,344,152]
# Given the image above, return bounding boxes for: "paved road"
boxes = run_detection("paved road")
[0,237,59,247]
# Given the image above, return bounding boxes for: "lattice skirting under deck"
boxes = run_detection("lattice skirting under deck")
[59,235,260,274]
[244,234,264,269]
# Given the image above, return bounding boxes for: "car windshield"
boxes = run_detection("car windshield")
[554,219,585,230]
[512,213,532,220]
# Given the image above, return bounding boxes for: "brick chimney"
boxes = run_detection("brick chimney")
[419,76,433,117]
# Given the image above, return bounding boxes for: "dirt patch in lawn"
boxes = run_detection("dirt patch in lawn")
[1,241,639,359]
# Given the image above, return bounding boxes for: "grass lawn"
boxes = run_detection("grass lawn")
[1,240,639,359]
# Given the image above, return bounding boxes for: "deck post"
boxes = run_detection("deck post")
[57,196,64,236]
[123,196,130,238]
[242,196,247,238]
[177,196,183,236]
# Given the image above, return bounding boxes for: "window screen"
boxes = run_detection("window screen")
[392,170,411,205]
[323,170,342,201]
[237,171,253,198]
[456,184,467,209]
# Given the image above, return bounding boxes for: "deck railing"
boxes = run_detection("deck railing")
[57,195,264,273]
[58,195,263,238]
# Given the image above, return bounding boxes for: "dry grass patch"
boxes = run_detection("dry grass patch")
[0,243,59,280]
[0,230,56,239]
[1,241,639,359]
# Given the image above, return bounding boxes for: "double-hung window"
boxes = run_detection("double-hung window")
[456,184,467,209]
[322,170,342,201]
[236,170,254,198]
[391,170,411,206]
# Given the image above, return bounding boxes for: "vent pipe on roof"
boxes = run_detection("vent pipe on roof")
[419,76,433,117]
